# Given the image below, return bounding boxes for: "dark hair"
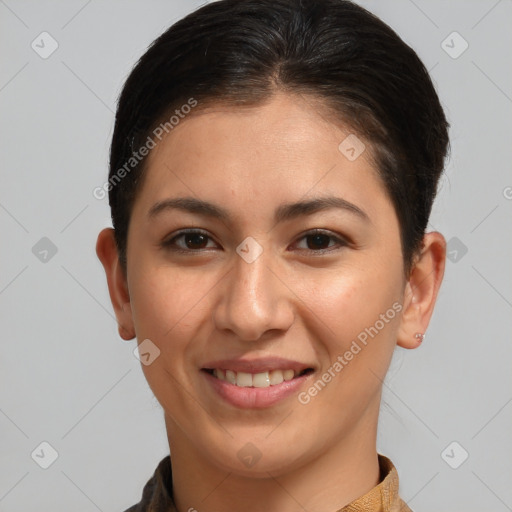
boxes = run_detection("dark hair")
[108,0,449,278]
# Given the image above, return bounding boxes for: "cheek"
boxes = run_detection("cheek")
[127,266,209,403]
[129,272,176,338]
[301,263,401,342]
[297,277,399,417]
[129,250,204,323]
[128,263,218,364]
[300,263,403,406]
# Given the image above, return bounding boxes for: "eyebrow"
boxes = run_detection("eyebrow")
[148,195,371,224]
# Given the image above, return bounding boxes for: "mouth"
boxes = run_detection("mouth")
[201,367,314,388]
[200,357,316,408]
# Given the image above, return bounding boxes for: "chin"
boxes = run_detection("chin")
[199,430,315,478]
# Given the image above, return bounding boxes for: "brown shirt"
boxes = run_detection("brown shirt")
[124,453,413,512]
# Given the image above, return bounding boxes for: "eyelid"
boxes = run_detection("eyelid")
[161,228,349,253]
[162,228,219,252]
[291,228,349,253]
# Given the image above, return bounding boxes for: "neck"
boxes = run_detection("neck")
[165,408,381,512]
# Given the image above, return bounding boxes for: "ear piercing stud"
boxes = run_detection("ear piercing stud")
[414,332,425,343]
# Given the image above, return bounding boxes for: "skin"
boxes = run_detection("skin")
[97,91,446,512]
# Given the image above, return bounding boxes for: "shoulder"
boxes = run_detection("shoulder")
[121,455,174,512]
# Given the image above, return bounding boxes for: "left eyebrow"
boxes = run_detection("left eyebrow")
[147,195,371,224]
[274,196,371,224]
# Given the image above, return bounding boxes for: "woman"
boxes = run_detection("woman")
[96,0,448,510]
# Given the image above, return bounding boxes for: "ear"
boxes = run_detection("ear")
[397,231,446,349]
[96,228,135,340]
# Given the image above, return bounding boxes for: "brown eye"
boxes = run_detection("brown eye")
[181,232,209,250]
[163,229,218,252]
[294,230,347,253]
[305,233,332,250]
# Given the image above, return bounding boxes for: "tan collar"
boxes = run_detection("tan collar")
[336,454,412,512]
[124,453,412,512]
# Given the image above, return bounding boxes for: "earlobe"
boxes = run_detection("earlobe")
[96,228,136,340]
[396,232,446,349]
[414,332,425,343]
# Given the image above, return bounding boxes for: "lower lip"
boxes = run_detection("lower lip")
[202,370,313,409]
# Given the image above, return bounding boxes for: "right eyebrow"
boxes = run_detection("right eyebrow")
[148,197,230,222]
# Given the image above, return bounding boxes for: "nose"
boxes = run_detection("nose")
[212,246,294,342]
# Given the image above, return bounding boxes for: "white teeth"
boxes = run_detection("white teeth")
[225,370,236,384]
[213,369,225,381]
[269,369,284,385]
[283,369,295,381]
[236,372,253,387]
[211,368,305,387]
[252,372,270,388]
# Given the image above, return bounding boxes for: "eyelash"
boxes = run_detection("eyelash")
[161,228,349,255]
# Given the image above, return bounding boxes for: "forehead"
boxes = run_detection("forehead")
[133,92,391,224]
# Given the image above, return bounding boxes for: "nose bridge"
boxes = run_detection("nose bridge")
[213,243,292,341]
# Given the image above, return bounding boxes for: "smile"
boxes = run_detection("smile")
[204,368,313,388]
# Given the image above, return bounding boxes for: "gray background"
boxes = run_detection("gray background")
[1,0,511,510]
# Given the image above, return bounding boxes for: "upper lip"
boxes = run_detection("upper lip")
[201,357,314,374]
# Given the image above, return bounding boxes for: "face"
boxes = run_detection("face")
[123,92,407,476]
